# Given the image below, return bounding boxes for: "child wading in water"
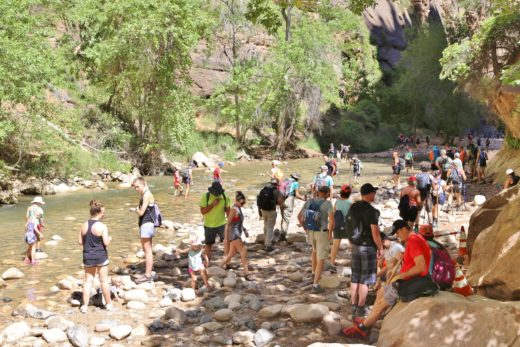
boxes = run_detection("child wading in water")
[173,168,184,196]
[26,196,45,252]
[24,214,42,265]
[177,237,210,292]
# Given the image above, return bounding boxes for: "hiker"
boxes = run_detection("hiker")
[200,181,231,262]
[26,196,45,253]
[173,167,183,196]
[297,185,334,294]
[79,200,115,313]
[177,236,210,292]
[132,177,157,283]
[258,179,284,251]
[312,165,334,199]
[431,170,447,226]
[405,147,414,174]
[415,136,420,149]
[348,183,383,318]
[340,144,351,161]
[376,233,405,289]
[391,152,402,189]
[432,145,440,161]
[328,143,336,159]
[343,219,437,339]
[425,135,430,148]
[435,149,452,181]
[416,163,434,225]
[486,138,491,150]
[24,211,42,265]
[181,165,193,198]
[477,147,488,184]
[351,155,362,184]
[330,184,352,273]
[466,142,478,179]
[280,173,306,242]
[399,176,422,230]
[220,191,254,280]
[323,155,337,176]
[458,147,466,168]
[213,162,224,184]
[447,161,466,210]
[271,160,283,184]
[504,169,520,190]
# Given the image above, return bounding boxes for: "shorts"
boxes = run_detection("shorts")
[383,283,399,306]
[351,244,377,285]
[188,265,205,274]
[392,166,401,176]
[84,259,109,268]
[204,225,225,245]
[308,230,330,260]
[182,177,191,184]
[452,182,462,193]
[25,231,37,245]
[432,193,446,206]
[140,222,156,238]
[405,160,413,168]
[353,170,361,177]
[400,205,418,222]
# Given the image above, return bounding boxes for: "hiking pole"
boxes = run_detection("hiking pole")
[434,230,462,238]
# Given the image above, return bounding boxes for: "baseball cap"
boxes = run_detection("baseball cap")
[360,183,378,195]
[391,219,409,235]
[408,176,417,182]
[419,224,434,238]
[341,184,352,193]
[321,165,328,171]
[318,185,330,193]
[506,169,514,175]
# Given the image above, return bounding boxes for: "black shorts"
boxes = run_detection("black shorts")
[393,166,401,175]
[401,206,418,223]
[405,160,413,168]
[204,225,225,245]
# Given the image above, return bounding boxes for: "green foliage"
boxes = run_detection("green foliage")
[297,135,321,152]
[505,134,520,150]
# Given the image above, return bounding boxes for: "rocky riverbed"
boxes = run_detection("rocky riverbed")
[1,172,493,347]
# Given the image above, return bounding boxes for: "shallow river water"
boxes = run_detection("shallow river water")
[0,157,391,307]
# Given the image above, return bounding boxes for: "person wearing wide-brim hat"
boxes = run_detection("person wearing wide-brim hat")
[200,181,231,263]
[279,173,307,242]
[504,168,520,190]
[26,196,46,253]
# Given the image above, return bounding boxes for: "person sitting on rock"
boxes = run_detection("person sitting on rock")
[343,219,438,339]
[504,169,520,190]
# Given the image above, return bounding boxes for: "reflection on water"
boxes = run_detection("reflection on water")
[0,157,391,304]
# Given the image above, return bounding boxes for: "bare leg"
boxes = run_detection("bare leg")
[205,244,213,263]
[313,259,324,285]
[311,250,317,274]
[362,287,389,327]
[234,240,249,273]
[98,266,112,307]
[200,269,209,287]
[140,238,153,277]
[220,241,238,267]
[351,283,359,306]
[190,272,197,289]
[82,267,96,308]
[330,239,340,266]
[184,183,190,198]
[357,284,369,306]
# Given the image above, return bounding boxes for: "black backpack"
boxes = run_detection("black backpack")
[345,205,364,245]
[333,210,346,233]
[257,186,276,211]
[398,195,410,219]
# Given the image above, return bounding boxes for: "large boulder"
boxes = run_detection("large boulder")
[467,184,520,254]
[191,152,214,168]
[467,185,520,300]
[378,292,520,347]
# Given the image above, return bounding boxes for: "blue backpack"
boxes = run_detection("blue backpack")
[304,199,325,231]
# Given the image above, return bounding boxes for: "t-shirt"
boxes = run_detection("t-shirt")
[405,152,413,161]
[436,156,452,172]
[453,158,463,171]
[384,242,405,261]
[27,205,44,227]
[400,234,431,279]
[288,181,299,196]
[213,167,221,181]
[335,199,351,217]
[200,192,231,228]
[188,247,204,271]
[302,197,333,231]
[313,173,333,189]
[348,201,380,247]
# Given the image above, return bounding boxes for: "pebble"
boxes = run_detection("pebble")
[126,301,146,310]
[254,328,275,347]
[42,328,68,343]
[109,325,132,341]
[1,267,24,280]
[214,308,233,321]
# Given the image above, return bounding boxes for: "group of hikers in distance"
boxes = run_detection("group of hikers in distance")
[20,133,519,341]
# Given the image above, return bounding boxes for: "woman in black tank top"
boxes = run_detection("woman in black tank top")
[78,200,115,313]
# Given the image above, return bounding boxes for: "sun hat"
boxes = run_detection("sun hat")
[321,165,328,171]
[506,169,514,175]
[208,181,225,196]
[290,173,301,180]
[341,184,352,193]
[31,197,45,205]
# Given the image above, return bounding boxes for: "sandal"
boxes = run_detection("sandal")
[135,275,152,284]
[245,273,256,281]
[225,264,239,270]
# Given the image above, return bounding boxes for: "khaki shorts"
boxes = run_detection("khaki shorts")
[308,230,330,260]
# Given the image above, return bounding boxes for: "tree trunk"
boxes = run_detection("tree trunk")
[234,89,241,142]
[281,6,292,42]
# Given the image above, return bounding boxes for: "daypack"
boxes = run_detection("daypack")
[345,206,364,245]
[450,168,461,184]
[353,159,361,172]
[479,152,487,165]
[427,239,456,290]
[180,169,190,179]
[151,204,162,227]
[303,199,325,231]
[314,174,328,190]
[333,209,346,233]
[398,158,406,170]
[398,195,410,218]
[326,161,336,176]
[257,186,276,211]
[279,178,294,198]
[416,173,431,191]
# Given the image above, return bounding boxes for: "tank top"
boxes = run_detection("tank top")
[335,199,351,217]
[82,220,108,266]
[229,205,244,241]
[138,191,155,226]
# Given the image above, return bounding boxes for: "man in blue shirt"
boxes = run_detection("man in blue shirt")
[312,166,334,199]
[280,173,307,241]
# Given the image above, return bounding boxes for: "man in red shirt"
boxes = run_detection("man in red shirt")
[343,219,434,339]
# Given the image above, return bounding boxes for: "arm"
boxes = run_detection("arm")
[101,224,110,246]
[327,211,334,240]
[224,207,237,241]
[295,188,306,201]
[394,254,427,281]
[78,224,84,246]
[371,224,383,258]
[200,197,220,215]
[137,191,152,217]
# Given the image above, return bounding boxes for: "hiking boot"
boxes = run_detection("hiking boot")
[264,245,275,252]
[329,265,337,274]
[355,305,370,317]
[342,324,368,339]
[311,284,324,294]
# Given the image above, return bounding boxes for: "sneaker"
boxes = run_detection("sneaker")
[80,305,88,314]
[311,284,324,294]
[105,303,117,312]
[135,275,152,284]
[36,249,43,253]
[329,265,337,274]
[342,324,368,339]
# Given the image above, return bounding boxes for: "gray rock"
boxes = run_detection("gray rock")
[109,325,132,341]
[223,277,237,288]
[254,328,275,347]
[1,321,30,343]
[205,297,227,310]
[166,287,182,301]
[14,303,55,320]
[214,308,233,322]
[164,306,187,324]
[211,335,233,345]
[42,328,68,343]
[224,293,242,305]
[67,325,89,347]
[148,319,166,332]
[249,298,262,311]
[258,304,283,319]
[46,316,74,331]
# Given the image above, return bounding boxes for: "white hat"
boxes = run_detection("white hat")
[272,160,281,166]
[506,169,514,175]
[321,165,328,171]
[31,196,45,205]
[455,152,460,158]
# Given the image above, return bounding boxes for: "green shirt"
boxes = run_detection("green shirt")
[199,192,231,228]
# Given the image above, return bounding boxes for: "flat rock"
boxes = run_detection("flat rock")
[124,289,148,303]
[126,300,146,310]
[200,322,224,332]
[254,328,275,347]
[1,321,30,343]
[214,308,233,322]
[258,304,283,319]
[46,316,74,331]
[14,303,55,320]
[67,325,89,347]
[286,233,307,243]
[2,267,24,280]
[289,304,329,323]
[123,255,140,265]
[95,320,118,333]
[109,325,132,341]
[318,276,340,289]
[207,266,227,278]
[181,288,196,302]
[42,328,68,343]
[224,293,242,305]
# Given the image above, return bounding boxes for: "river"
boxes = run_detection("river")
[0,157,392,308]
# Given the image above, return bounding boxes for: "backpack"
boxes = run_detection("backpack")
[479,151,487,165]
[450,168,461,184]
[333,209,347,233]
[427,239,456,290]
[257,186,276,211]
[180,169,190,179]
[151,204,162,227]
[326,161,335,176]
[398,195,410,218]
[345,206,364,245]
[278,178,294,198]
[416,173,431,191]
[314,174,328,190]
[399,158,406,170]
[303,199,325,231]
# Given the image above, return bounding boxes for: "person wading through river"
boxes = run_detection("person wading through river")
[79,200,115,313]
[200,181,231,263]
[132,177,156,283]
[26,196,46,253]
